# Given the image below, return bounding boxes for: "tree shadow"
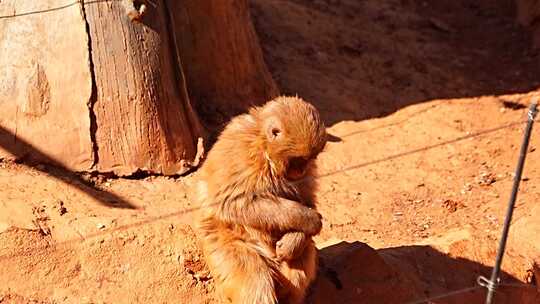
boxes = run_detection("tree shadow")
[309,241,539,304]
[0,125,137,209]
[250,0,540,127]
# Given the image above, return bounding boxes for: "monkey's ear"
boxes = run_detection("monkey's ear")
[264,117,283,141]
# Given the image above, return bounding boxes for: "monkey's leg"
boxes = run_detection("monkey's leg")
[204,237,279,304]
[276,240,318,304]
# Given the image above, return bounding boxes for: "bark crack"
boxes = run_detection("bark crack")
[161,0,206,170]
[80,0,100,170]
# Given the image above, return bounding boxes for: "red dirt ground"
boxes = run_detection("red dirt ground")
[1,0,540,303]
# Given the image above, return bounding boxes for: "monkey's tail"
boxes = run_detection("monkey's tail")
[247,241,309,304]
[202,231,281,304]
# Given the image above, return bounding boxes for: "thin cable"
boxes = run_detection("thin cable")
[482,99,538,304]
[406,282,537,304]
[0,0,120,19]
[405,286,483,304]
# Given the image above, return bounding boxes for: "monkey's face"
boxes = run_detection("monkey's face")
[264,123,327,182]
[263,119,326,181]
[258,96,327,181]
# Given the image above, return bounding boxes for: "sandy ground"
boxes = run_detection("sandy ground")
[1,0,540,303]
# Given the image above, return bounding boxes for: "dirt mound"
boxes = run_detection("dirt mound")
[311,235,539,304]
[310,240,421,304]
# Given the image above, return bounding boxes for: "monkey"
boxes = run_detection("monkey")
[196,96,327,304]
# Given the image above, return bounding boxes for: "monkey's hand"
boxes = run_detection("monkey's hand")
[276,231,308,262]
[305,210,323,236]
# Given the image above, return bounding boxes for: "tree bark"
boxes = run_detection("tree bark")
[0,0,278,175]
[0,0,95,170]
[171,0,280,127]
[83,0,204,176]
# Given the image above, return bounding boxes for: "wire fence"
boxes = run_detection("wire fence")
[407,100,538,303]
[1,2,539,302]
[0,102,537,303]
[405,282,539,304]
[2,106,535,250]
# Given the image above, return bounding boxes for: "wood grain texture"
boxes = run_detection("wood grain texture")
[0,0,94,170]
[0,0,278,175]
[171,0,280,127]
[84,0,204,175]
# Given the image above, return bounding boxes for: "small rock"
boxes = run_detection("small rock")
[193,270,211,281]
[489,192,500,198]
[442,199,464,213]
[0,222,10,234]
[55,200,67,216]
[97,223,106,229]
[476,172,496,186]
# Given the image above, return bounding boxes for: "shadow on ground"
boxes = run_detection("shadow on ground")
[251,0,540,126]
[0,125,137,209]
[309,241,539,304]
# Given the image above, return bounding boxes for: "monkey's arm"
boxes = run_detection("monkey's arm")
[217,197,322,236]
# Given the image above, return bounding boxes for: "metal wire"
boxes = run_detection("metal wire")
[0,0,120,20]
[405,286,483,304]
[481,100,538,304]
[405,282,537,304]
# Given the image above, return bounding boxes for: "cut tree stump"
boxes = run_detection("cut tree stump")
[83,0,205,176]
[0,1,95,170]
[171,0,279,127]
[0,0,278,176]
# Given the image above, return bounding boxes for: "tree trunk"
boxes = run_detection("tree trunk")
[0,1,95,170]
[0,0,277,175]
[171,0,279,127]
[83,0,204,176]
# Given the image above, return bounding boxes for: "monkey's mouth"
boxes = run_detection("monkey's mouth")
[286,167,307,181]
[286,157,310,181]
